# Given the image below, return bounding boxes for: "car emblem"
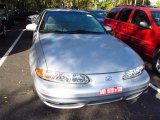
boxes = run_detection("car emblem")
[105,76,112,81]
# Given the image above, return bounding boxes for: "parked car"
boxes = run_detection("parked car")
[26,9,149,109]
[103,5,160,76]
[0,4,15,30]
[7,10,16,26]
[14,9,38,22]
[88,10,107,24]
[0,4,7,38]
[26,14,39,24]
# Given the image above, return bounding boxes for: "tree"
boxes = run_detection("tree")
[72,0,76,8]
[0,0,151,12]
[156,0,160,7]
[99,0,151,10]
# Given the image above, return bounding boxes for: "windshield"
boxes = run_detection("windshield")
[90,11,107,19]
[39,11,105,34]
[151,11,160,26]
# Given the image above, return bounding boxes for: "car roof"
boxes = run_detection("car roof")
[45,8,87,13]
[89,10,106,12]
[116,5,160,11]
[149,8,160,11]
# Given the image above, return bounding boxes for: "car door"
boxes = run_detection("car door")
[126,9,153,54]
[103,7,121,31]
[114,8,133,42]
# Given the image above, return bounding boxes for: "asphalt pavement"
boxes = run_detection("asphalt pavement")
[0,22,160,120]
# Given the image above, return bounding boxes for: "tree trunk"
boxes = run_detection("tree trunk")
[134,0,137,5]
[72,0,76,8]
[143,0,145,5]
[119,0,121,5]
[59,0,64,8]
[114,0,117,6]
[130,0,132,5]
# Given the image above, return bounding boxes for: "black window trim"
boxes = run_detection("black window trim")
[131,9,151,28]
[107,7,121,20]
[117,8,133,22]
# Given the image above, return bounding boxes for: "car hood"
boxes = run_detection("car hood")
[39,33,143,74]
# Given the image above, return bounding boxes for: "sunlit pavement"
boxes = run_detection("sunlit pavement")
[0,22,160,120]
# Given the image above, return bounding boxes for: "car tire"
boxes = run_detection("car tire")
[1,24,7,38]
[12,19,15,26]
[153,49,160,76]
[6,22,11,29]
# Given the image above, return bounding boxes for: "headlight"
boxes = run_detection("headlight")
[122,65,145,80]
[35,69,89,84]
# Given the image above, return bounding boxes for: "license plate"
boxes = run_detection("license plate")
[100,86,122,95]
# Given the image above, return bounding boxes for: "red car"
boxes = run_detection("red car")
[103,5,160,75]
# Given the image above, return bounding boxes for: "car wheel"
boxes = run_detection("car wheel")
[2,25,7,38]
[13,19,15,25]
[6,23,11,29]
[153,49,160,76]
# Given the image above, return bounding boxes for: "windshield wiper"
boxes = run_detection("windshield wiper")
[40,30,63,33]
[40,29,104,34]
[66,30,104,34]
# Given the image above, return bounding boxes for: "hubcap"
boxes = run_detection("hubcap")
[156,57,160,72]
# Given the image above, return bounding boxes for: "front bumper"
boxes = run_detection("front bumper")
[33,70,150,109]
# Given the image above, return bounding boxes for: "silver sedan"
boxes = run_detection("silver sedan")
[26,9,150,109]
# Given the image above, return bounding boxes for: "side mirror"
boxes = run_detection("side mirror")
[139,22,151,29]
[26,24,37,31]
[104,26,112,32]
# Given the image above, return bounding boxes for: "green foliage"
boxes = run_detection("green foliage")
[0,0,151,11]
[156,0,160,7]
[98,0,114,11]
[100,0,151,8]
[98,0,151,11]
[76,0,98,10]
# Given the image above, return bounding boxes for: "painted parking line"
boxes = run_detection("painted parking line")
[0,29,25,67]
[149,83,160,93]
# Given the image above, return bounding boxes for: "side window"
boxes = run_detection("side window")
[107,8,120,19]
[131,10,150,26]
[117,8,132,22]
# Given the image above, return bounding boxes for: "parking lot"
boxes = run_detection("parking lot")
[0,22,160,120]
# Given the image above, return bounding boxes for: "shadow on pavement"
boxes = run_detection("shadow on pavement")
[9,30,33,56]
[143,56,160,87]
[126,88,160,120]
[0,21,33,58]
